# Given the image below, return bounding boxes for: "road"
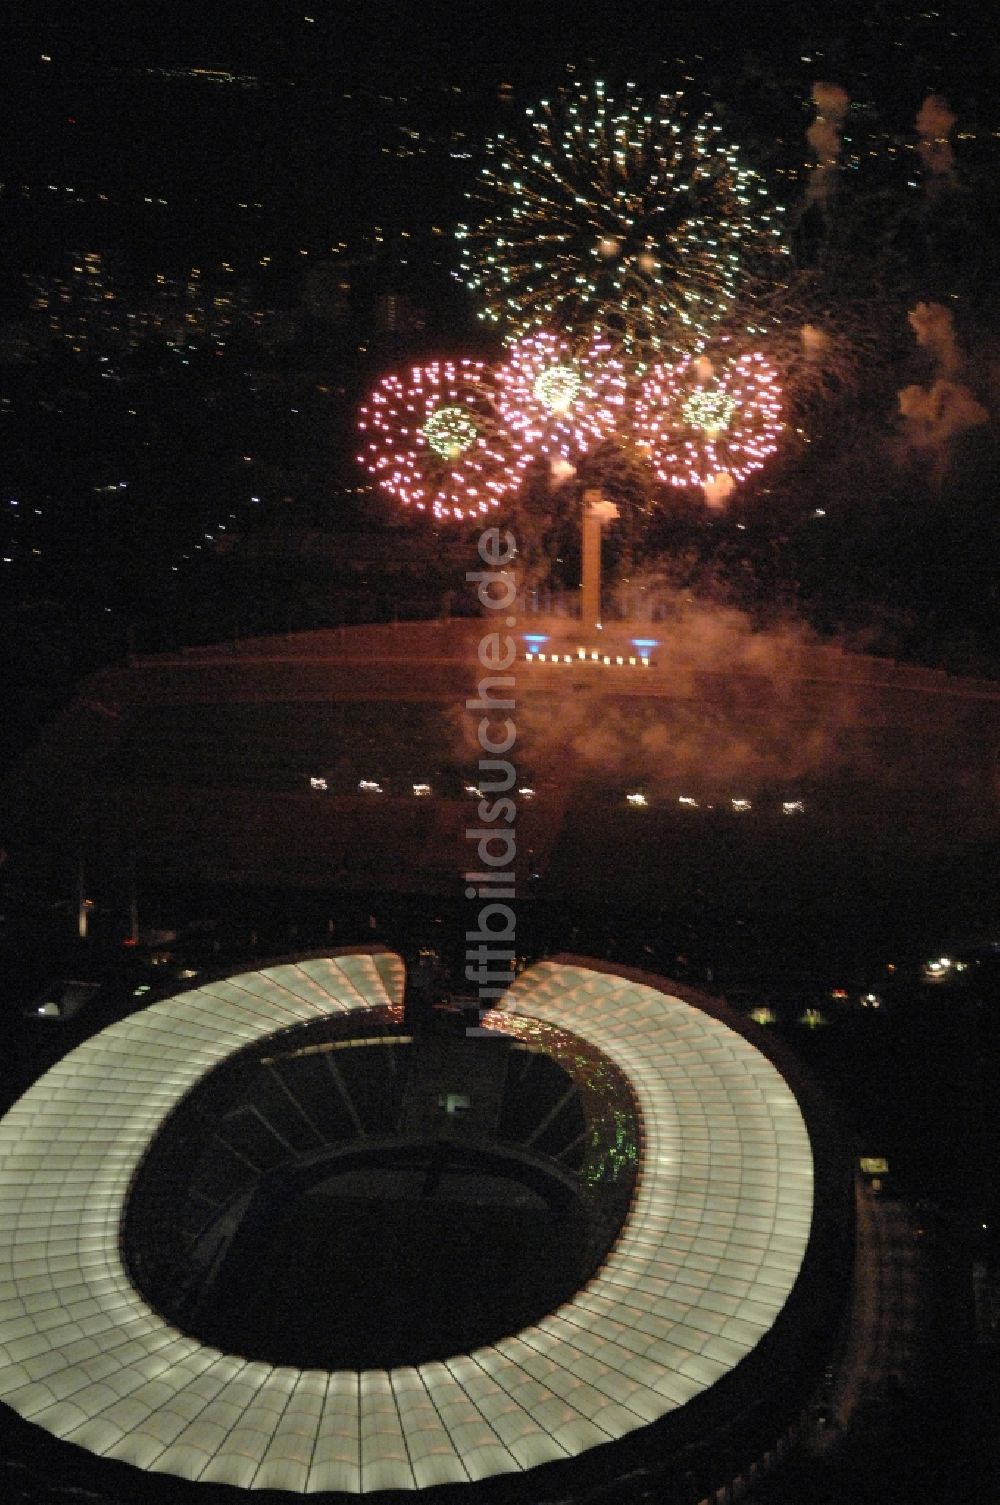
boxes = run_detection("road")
[811,1180,928,1456]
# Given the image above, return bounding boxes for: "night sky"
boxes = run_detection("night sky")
[1,3,996,288]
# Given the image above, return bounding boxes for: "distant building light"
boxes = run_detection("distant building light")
[626,792,648,807]
[358,779,383,794]
[309,776,328,791]
[438,1091,470,1115]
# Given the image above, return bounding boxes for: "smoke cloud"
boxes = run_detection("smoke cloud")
[907,300,960,375]
[455,596,868,793]
[703,472,735,509]
[806,82,850,202]
[898,379,988,447]
[899,301,987,450]
[915,93,957,177]
[450,597,996,855]
[451,598,837,788]
[549,457,576,485]
[800,323,831,360]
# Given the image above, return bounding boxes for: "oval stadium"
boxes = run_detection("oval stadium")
[0,949,851,1505]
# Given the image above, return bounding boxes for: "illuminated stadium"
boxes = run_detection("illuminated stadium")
[0,951,851,1505]
[3,614,997,1501]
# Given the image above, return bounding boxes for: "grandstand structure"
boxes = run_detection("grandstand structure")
[0,951,852,1505]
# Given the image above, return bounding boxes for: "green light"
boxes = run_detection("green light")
[533,364,580,413]
[422,405,478,460]
[682,386,736,431]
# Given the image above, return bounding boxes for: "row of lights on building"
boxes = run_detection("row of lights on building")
[308,778,537,799]
[524,636,658,668]
[627,795,806,815]
[304,777,802,815]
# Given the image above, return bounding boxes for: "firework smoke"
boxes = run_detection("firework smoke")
[703,472,736,509]
[800,323,831,360]
[908,301,960,375]
[806,83,850,203]
[899,302,987,450]
[898,380,988,448]
[452,596,865,792]
[915,93,957,178]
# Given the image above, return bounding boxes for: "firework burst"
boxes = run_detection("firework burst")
[457,79,783,367]
[633,352,783,488]
[493,331,627,464]
[357,359,525,521]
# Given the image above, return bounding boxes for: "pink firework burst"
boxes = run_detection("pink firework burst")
[633,352,783,488]
[357,359,525,521]
[494,332,627,463]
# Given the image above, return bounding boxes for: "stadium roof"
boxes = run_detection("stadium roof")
[0,953,817,1496]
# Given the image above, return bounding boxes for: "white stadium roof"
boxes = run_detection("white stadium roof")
[0,953,813,1494]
